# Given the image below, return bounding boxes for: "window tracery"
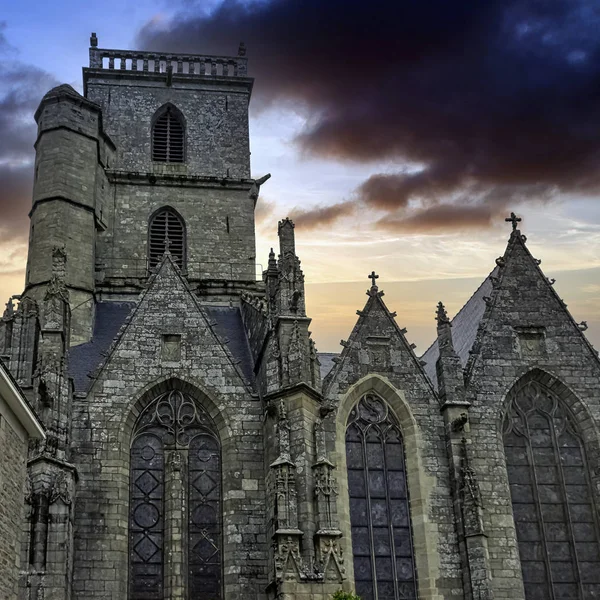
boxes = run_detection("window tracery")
[346,393,418,600]
[129,390,221,600]
[504,379,600,599]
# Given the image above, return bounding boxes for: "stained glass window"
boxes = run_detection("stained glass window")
[129,390,221,600]
[504,380,600,600]
[346,394,418,600]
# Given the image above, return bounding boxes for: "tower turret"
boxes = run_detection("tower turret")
[26,83,114,344]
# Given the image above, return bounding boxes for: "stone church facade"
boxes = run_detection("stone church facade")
[1,34,600,600]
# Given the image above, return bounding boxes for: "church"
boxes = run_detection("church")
[1,33,600,600]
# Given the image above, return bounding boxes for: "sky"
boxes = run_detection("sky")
[1,0,599,355]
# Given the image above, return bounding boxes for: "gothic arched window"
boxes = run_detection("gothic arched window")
[346,394,418,600]
[152,105,185,163]
[129,390,222,600]
[148,207,186,269]
[503,380,600,599]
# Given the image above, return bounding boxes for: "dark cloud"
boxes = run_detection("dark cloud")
[138,0,600,231]
[376,205,497,234]
[290,201,355,230]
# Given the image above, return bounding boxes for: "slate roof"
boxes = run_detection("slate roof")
[69,302,135,393]
[203,306,255,385]
[69,302,256,394]
[317,352,339,382]
[420,268,498,390]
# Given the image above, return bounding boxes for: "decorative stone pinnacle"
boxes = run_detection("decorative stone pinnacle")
[436,301,450,325]
[505,211,522,231]
[238,41,247,57]
[164,237,172,255]
[90,32,98,47]
[278,217,295,231]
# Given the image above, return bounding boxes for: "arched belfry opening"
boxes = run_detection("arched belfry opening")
[152,104,185,163]
[148,206,186,270]
[129,389,222,600]
[503,375,600,599]
[345,392,418,600]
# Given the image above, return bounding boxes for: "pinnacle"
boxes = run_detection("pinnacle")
[436,301,450,326]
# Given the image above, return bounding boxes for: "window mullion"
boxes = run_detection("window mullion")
[525,411,556,600]
[551,412,584,600]
[362,426,379,600]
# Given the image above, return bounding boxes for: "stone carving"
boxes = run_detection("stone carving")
[50,471,74,506]
[274,534,305,582]
[316,537,345,581]
[249,173,271,200]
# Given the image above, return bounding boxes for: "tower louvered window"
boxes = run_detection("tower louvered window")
[152,107,185,162]
[149,208,185,269]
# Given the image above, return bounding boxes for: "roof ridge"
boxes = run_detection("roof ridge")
[420,265,499,360]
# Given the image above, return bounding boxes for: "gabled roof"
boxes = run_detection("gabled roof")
[420,268,498,390]
[69,253,256,395]
[0,358,45,439]
[204,306,255,384]
[317,352,339,382]
[69,302,135,393]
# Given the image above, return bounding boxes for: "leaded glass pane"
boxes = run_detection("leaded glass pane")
[346,393,418,600]
[189,433,221,599]
[503,380,600,599]
[130,434,164,600]
[129,390,222,600]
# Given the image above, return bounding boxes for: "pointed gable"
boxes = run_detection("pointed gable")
[77,254,254,395]
[465,227,600,383]
[324,277,435,398]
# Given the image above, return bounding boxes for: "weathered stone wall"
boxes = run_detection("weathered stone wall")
[69,258,268,599]
[464,231,600,600]
[95,181,257,286]
[324,290,464,599]
[0,397,28,599]
[85,78,251,179]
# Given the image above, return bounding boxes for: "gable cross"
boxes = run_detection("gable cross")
[505,212,522,231]
[369,271,379,287]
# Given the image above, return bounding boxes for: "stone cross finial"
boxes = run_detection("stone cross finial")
[369,271,379,287]
[505,212,522,231]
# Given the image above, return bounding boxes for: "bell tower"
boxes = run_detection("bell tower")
[85,33,261,303]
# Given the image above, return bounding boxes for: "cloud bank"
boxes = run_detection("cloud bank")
[138,0,600,231]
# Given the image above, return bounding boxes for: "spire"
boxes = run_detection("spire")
[268,247,277,273]
[436,301,450,329]
[435,301,456,357]
[435,300,467,406]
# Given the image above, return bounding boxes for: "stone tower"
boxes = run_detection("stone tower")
[3,34,600,600]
